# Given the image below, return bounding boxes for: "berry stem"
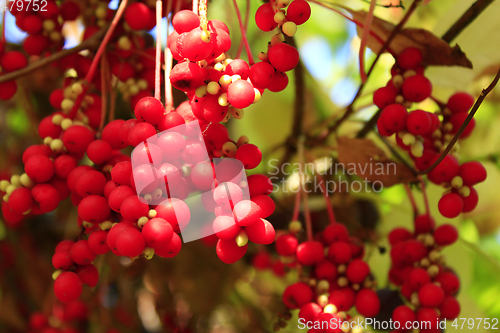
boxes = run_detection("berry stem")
[235,0,250,59]
[298,136,313,241]
[0,27,107,84]
[326,0,421,135]
[193,0,199,14]
[1,10,6,43]
[441,0,494,43]
[99,55,109,133]
[308,1,393,50]
[292,185,301,221]
[155,0,163,101]
[69,0,129,120]
[164,0,174,111]
[359,0,377,84]
[404,184,419,216]
[420,178,430,215]
[232,0,254,65]
[418,66,500,175]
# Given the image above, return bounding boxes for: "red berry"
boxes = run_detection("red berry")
[434,224,458,246]
[255,4,277,32]
[275,234,298,256]
[397,48,423,70]
[216,239,248,264]
[407,110,432,135]
[327,241,352,264]
[76,264,99,287]
[155,232,182,258]
[449,112,475,138]
[134,97,164,125]
[227,80,255,109]
[54,272,82,303]
[116,228,146,257]
[346,259,370,283]
[459,161,486,186]
[282,282,313,309]
[392,305,416,330]
[380,104,408,132]
[244,218,275,244]
[418,283,445,307]
[172,10,200,34]
[323,223,349,244]
[249,62,275,89]
[438,193,464,218]
[439,296,461,319]
[355,289,380,317]
[286,0,312,25]
[427,155,460,184]
[268,43,300,72]
[401,75,432,102]
[125,3,155,31]
[296,241,324,265]
[447,92,474,114]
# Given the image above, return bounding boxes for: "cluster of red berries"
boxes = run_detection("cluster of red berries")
[272,222,380,331]
[10,0,80,56]
[388,216,460,332]
[374,47,487,218]
[29,302,88,333]
[167,0,310,122]
[0,47,27,100]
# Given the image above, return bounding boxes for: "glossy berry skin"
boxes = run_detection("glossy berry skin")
[282,282,313,309]
[268,43,300,73]
[142,218,174,250]
[249,62,275,89]
[216,239,248,264]
[346,259,370,283]
[134,97,164,125]
[459,161,486,186]
[298,302,322,322]
[25,155,54,183]
[392,305,416,329]
[286,0,312,25]
[235,144,262,169]
[227,80,255,109]
[401,75,432,102]
[397,47,423,70]
[407,110,432,135]
[447,92,474,114]
[125,3,155,31]
[327,241,352,264]
[255,4,278,31]
[116,228,146,257]
[355,289,380,318]
[70,240,96,266]
[155,233,182,258]
[438,193,464,218]
[380,104,408,132]
[275,234,298,256]
[296,241,324,265]
[428,155,460,184]
[434,224,458,246]
[88,230,110,255]
[8,187,33,214]
[245,218,275,244]
[419,283,445,307]
[77,195,110,224]
[172,10,200,33]
[54,272,83,303]
[323,223,349,244]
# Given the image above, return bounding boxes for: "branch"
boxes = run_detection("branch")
[0,27,107,84]
[327,0,421,134]
[441,0,494,43]
[418,66,500,175]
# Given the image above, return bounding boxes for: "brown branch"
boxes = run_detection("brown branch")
[356,108,382,138]
[327,0,421,134]
[441,0,494,43]
[274,37,306,175]
[0,27,107,84]
[418,66,500,175]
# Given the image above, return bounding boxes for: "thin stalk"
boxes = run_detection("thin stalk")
[359,0,378,83]
[420,178,430,215]
[155,0,163,101]
[235,0,250,59]
[298,136,313,241]
[232,0,254,65]
[404,184,419,216]
[164,0,173,111]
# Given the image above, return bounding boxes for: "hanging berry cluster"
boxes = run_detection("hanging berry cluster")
[388,216,461,331]
[374,47,487,219]
[273,222,380,331]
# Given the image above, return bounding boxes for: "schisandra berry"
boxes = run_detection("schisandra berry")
[418,283,445,307]
[433,224,458,246]
[286,0,312,25]
[244,218,275,244]
[355,289,380,317]
[296,241,324,265]
[438,193,463,218]
[282,282,313,309]
[54,272,83,303]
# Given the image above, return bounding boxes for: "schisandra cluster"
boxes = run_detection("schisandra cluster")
[374,47,487,219]
[272,222,380,331]
[167,0,310,121]
[388,216,460,332]
[28,302,89,333]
